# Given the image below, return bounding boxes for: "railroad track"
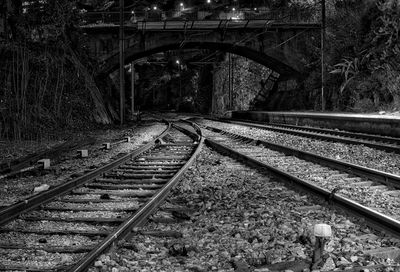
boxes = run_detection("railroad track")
[0,137,96,178]
[207,117,400,153]
[185,120,400,238]
[0,121,203,271]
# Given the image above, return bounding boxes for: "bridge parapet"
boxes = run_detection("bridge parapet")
[81,6,321,27]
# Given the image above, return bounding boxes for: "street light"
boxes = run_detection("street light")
[176,60,182,108]
[153,6,157,10]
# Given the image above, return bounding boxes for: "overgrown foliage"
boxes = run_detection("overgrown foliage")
[0,1,111,140]
[329,0,400,112]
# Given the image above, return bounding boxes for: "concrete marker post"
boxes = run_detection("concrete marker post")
[37,159,51,169]
[77,150,89,158]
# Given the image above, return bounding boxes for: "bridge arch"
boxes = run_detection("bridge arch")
[99,41,304,80]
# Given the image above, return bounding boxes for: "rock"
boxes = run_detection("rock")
[231,258,250,272]
[111,268,119,272]
[168,243,188,256]
[193,177,203,183]
[172,211,191,220]
[94,261,103,267]
[36,250,47,256]
[350,256,358,262]
[356,234,379,241]
[33,184,50,193]
[208,226,217,232]
[364,247,400,261]
[61,255,73,263]
[324,240,335,253]
[100,194,111,200]
[321,257,335,271]
[337,257,351,266]
[100,255,110,262]
[186,264,207,272]
[254,268,270,272]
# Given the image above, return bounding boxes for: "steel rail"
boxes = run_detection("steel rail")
[268,122,400,145]
[210,117,400,153]
[204,125,400,190]
[0,123,171,226]
[204,137,400,238]
[68,122,204,272]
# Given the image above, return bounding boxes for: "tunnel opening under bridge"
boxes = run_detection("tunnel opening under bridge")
[99,42,305,118]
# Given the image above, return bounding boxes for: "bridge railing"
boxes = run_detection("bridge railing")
[81,6,321,26]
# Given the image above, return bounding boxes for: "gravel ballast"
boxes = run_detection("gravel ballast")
[89,147,400,272]
[198,119,400,175]
[0,123,166,206]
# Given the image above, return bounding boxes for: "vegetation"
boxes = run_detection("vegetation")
[328,0,400,112]
[212,0,400,113]
[0,1,112,140]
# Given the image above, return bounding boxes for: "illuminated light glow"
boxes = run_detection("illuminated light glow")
[254,7,257,11]
[153,6,157,10]
[180,2,184,6]
[207,0,211,3]
[232,7,236,11]
[176,60,180,64]
[131,10,135,14]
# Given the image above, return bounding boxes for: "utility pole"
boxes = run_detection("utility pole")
[179,66,182,107]
[131,61,135,116]
[228,53,232,110]
[119,0,125,125]
[321,0,326,111]
[231,54,234,110]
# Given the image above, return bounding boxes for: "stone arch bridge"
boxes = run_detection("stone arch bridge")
[81,14,321,110]
[83,18,320,80]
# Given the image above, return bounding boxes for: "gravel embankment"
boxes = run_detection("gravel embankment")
[0,123,167,206]
[199,119,400,176]
[89,147,400,272]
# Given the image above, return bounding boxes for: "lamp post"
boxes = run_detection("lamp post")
[176,60,182,108]
[131,62,135,116]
